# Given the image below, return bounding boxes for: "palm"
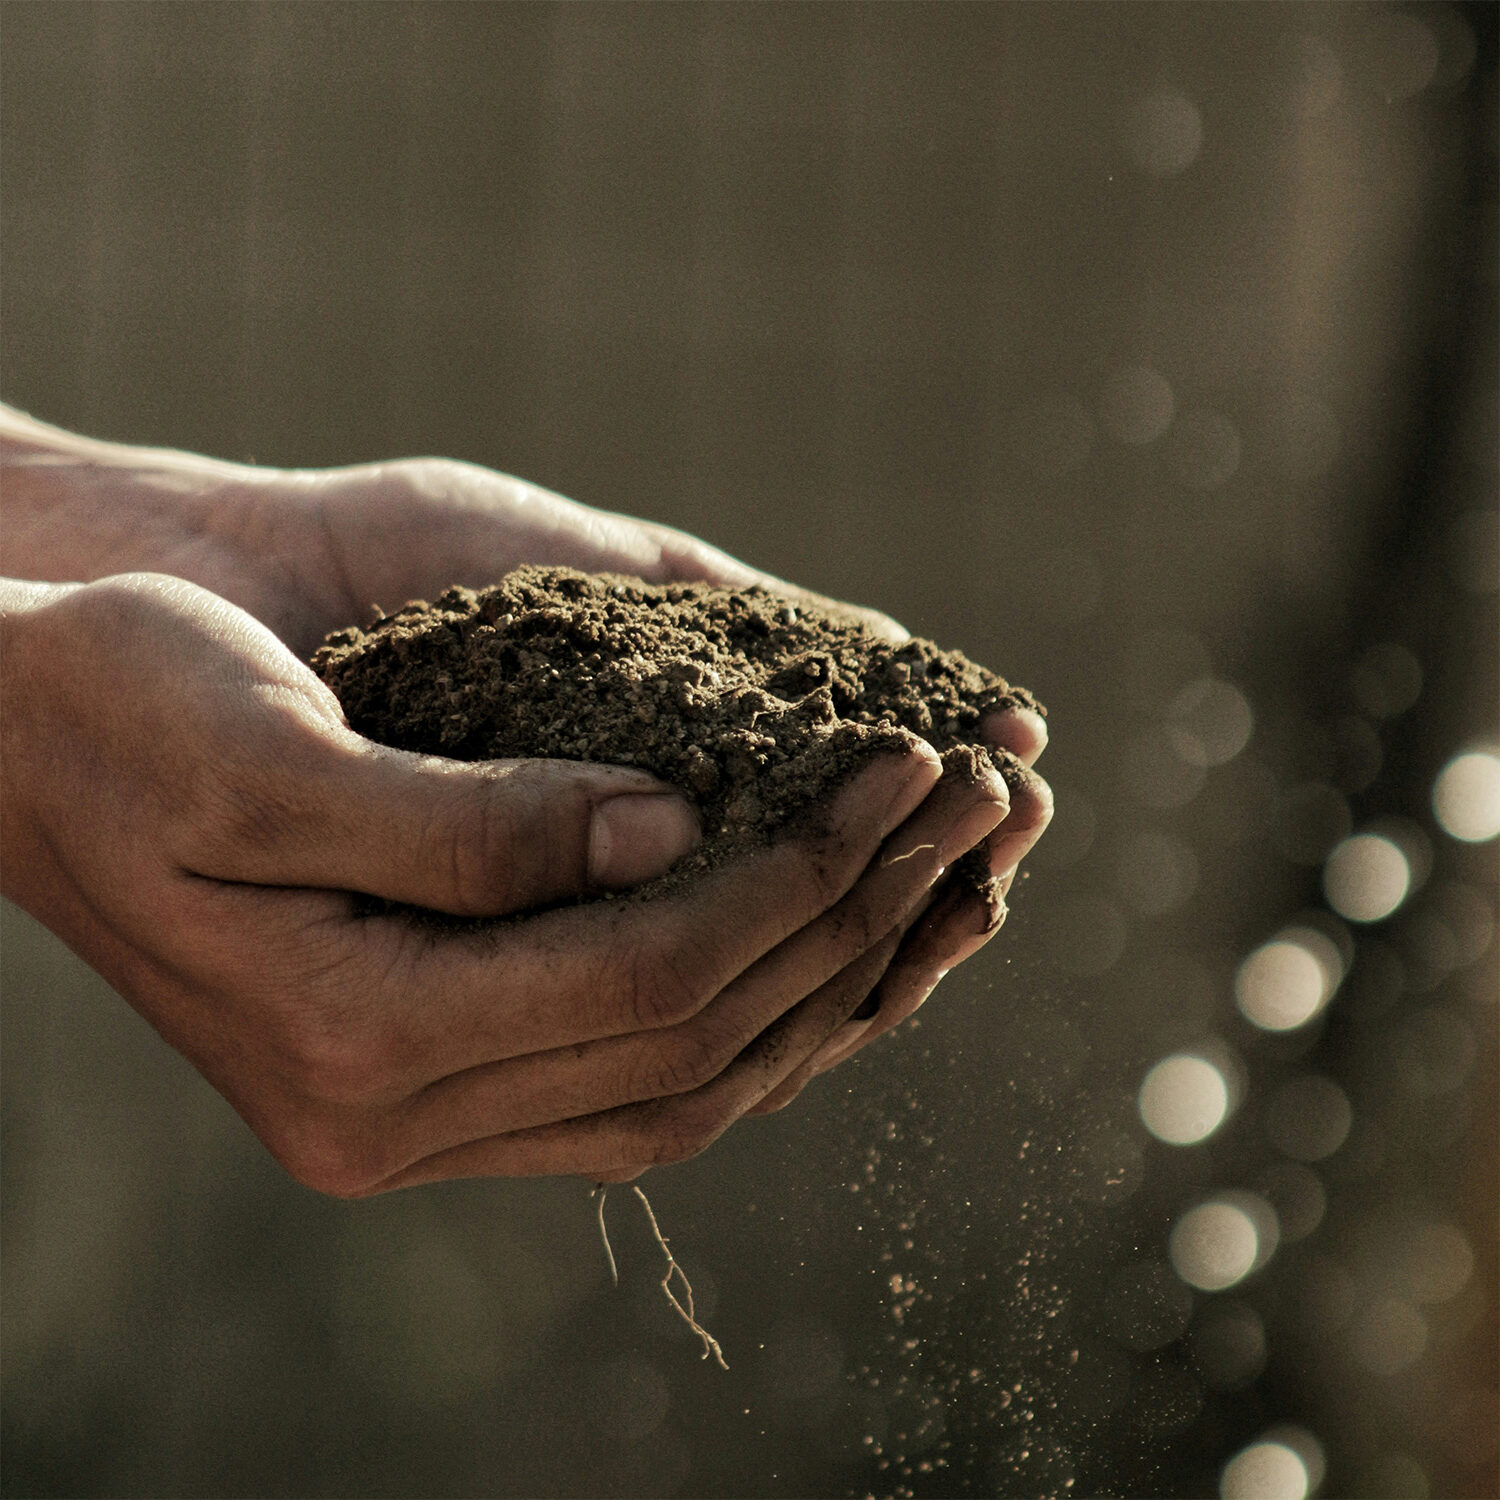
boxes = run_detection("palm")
[246,457,904,657]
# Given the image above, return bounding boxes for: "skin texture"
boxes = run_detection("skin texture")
[0,404,1051,1191]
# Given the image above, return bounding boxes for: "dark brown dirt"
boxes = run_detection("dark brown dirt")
[311,566,1043,922]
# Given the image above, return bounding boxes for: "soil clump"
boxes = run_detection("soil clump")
[312,567,1043,922]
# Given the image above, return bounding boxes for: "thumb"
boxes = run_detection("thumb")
[253,740,701,916]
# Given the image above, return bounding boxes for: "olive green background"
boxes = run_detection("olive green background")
[3,4,1495,1497]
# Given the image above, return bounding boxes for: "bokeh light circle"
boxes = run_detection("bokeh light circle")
[1428,6,1479,89]
[1258,1162,1326,1244]
[1122,628,1212,711]
[1264,1427,1327,1494]
[1170,1200,1262,1292]
[1388,1006,1477,1096]
[1323,833,1410,922]
[1405,1222,1475,1304]
[1350,641,1422,719]
[1349,1296,1428,1376]
[1355,11,1440,103]
[1167,677,1254,766]
[1234,934,1338,1032]
[1029,783,1097,870]
[1190,1300,1267,1390]
[1432,749,1500,842]
[1116,828,1200,916]
[1362,1216,1477,1306]
[1123,726,1209,808]
[1124,89,1204,176]
[1139,1055,1230,1145]
[1220,1439,1309,1500]
[1265,1075,1352,1162]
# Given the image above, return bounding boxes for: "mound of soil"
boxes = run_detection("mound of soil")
[312,567,1043,924]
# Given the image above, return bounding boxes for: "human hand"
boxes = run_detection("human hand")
[746,716,1053,1114]
[0,572,1012,1190]
[294,459,1053,1106]
[1,409,1052,1120]
[0,405,907,654]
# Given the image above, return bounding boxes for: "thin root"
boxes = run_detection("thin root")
[882,842,937,867]
[593,1183,619,1287]
[632,1184,729,1370]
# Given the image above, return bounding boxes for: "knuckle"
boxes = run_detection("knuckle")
[621,934,711,1030]
[645,1099,728,1166]
[803,845,857,911]
[632,1026,730,1100]
[269,1112,386,1199]
[281,1009,396,1107]
[178,719,325,868]
[429,784,525,916]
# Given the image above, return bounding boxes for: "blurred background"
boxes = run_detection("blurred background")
[2,4,1495,1497]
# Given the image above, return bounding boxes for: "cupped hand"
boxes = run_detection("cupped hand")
[291,459,1053,1112]
[2,407,883,655]
[0,572,1012,1191]
[1,413,1053,1144]
[747,710,1052,1115]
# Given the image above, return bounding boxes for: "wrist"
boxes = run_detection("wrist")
[0,401,267,482]
[0,402,282,586]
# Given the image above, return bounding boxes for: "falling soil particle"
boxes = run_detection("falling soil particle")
[311,567,1043,922]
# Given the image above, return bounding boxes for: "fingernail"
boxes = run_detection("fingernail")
[588,794,701,888]
[879,746,944,838]
[939,798,1008,865]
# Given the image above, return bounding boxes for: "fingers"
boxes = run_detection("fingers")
[985,753,1054,884]
[209,739,994,1196]
[972,711,1053,887]
[841,882,1002,1057]
[372,928,910,1190]
[981,705,1048,767]
[635,524,911,643]
[755,873,1006,1112]
[383,756,1008,1165]
[758,755,1054,1104]
[322,459,912,642]
[355,740,946,1078]
[204,736,704,917]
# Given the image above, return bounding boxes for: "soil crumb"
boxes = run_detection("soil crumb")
[312,567,1043,918]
